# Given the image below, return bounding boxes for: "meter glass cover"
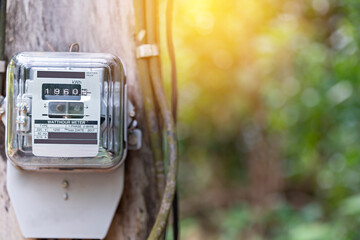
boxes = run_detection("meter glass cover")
[5,52,127,171]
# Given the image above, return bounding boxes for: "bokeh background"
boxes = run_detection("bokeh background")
[160,0,360,239]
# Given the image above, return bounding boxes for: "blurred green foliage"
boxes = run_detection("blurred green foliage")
[160,0,360,239]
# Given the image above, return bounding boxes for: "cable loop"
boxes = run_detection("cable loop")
[69,43,80,52]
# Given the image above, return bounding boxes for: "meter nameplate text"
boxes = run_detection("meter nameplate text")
[33,120,98,144]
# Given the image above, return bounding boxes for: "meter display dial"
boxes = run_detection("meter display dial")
[42,83,81,100]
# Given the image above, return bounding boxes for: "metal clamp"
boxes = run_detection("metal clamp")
[127,100,142,150]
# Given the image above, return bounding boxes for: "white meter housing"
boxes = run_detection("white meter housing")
[5,52,130,239]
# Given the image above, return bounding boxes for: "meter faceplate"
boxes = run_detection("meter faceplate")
[5,52,127,171]
[31,68,102,157]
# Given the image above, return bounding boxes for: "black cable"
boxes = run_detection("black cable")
[165,0,179,239]
[172,191,179,240]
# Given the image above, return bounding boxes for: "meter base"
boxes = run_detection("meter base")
[6,161,124,239]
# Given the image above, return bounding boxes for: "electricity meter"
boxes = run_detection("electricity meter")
[4,52,139,239]
[6,52,127,170]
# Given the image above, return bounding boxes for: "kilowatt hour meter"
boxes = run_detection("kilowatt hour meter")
[4,52,138,239]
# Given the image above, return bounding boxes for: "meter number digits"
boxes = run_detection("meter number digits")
[42,84,81,100]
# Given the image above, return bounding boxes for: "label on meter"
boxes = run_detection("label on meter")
[33,120,98,144]
[31,69,102,158]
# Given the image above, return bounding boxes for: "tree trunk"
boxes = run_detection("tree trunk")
[0,0,159,239]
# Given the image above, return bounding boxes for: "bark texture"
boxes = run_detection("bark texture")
[0,1,158,239]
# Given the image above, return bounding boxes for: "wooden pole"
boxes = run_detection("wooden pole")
[0,1,159,239]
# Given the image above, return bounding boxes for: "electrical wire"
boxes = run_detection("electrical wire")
[165,0,179,239]
[145,0,178,239]
[167,0,177,121]
[69,43,80,52]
